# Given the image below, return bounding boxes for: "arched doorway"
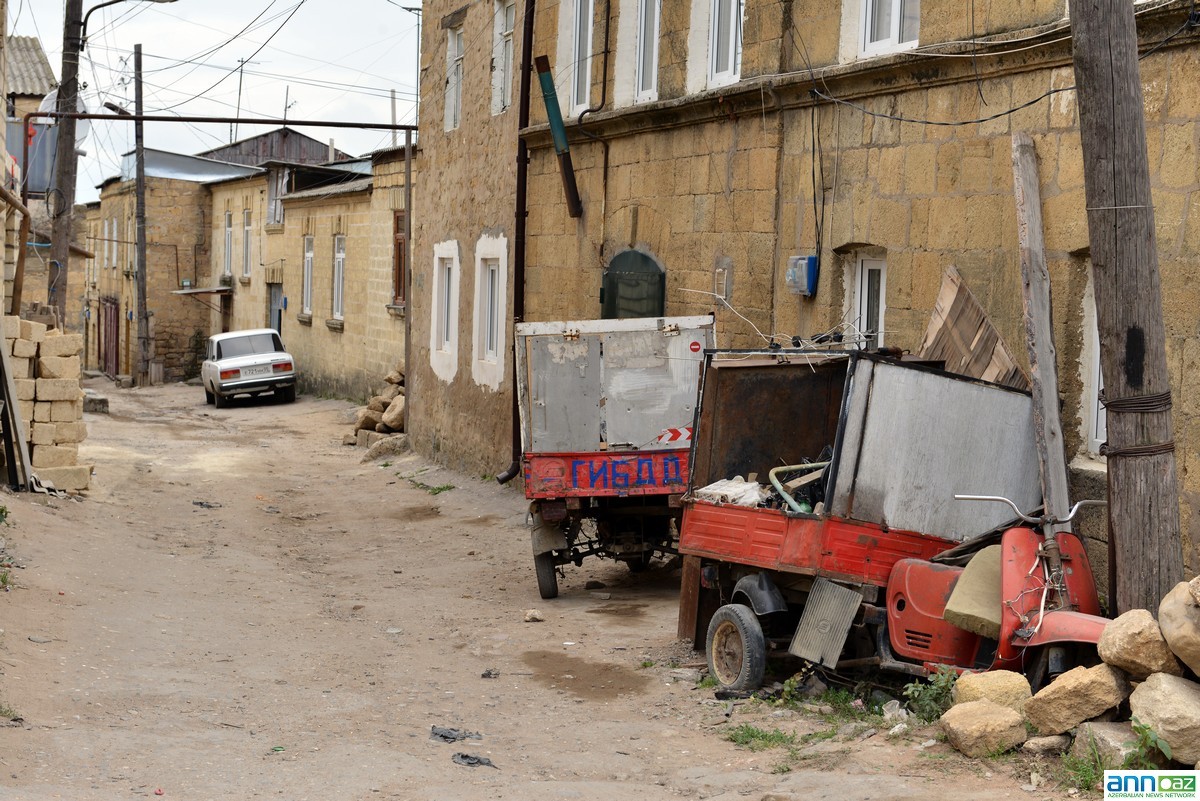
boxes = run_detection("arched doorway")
[601,249,665,319]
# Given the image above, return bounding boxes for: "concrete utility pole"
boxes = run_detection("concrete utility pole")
[134,44,150,386]
[1067,0,1185,612]
[49,0,85,325]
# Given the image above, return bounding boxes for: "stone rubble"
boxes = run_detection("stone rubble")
[1127,671,1200,766]
[952,670,1031,714]
[1158,576,1200,676]
[939,699,1028,758]
[1023,664,1130,736]
[346,362,407,450]
[1097,608,1183,679]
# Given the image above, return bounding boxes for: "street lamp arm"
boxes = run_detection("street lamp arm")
[80,0,178,47]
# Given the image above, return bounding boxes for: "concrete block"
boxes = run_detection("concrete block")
[943,545,1002,638]
[51,400,83,422]
[2,315,20,339]
[19,320,47,342]
[34,465,91,492]
[37,356,81,380]
[32,444,78,468]
[30,422,57,446]
[36,379,83,402]
[12,338,37,358]
[54,421,88,444]
[10,356,31,379]
[83,391,109,414]
[38,333,83,358]
[14,379,35,401]
[33,402,51,422]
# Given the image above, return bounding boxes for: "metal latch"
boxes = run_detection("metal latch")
[562,329,580,341]
[659,322,680,337]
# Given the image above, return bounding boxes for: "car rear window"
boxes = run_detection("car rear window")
[217,333,283,359]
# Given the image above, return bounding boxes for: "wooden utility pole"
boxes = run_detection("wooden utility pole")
[49,0,85,325]
[134,44,151,386]
[1067,0,1184,612]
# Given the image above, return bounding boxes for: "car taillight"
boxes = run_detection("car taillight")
[219,368,240,380]
[273,362,292,373]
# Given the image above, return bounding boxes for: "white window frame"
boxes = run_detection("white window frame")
[471,235,509,389]
[242,209,253,278]
[1080,276,1107,456]
[860,0,919,57]
[446,26,465,131]
[855,257,887,349]
[223,211,233,277]
[430,241,461,382]
[571,0,595,112]
[332,234,346,320]
[492,0,516,114]
[634,0,661,102]
[302,235,314,315]
[708,0,742,87]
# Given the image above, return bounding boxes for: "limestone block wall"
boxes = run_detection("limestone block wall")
[411,0,520,475]
[207,175,277,335]
[2,316,91,492]
[362,150,412,381]
[277,191,379,400]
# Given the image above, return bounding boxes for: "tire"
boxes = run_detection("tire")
[706,603,767,691]
[214,391,229,409]
[277,385,296,404]
[534,551,559,600]
[204,387,214,405]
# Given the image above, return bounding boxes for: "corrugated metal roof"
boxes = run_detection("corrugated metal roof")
[282,176,372,200]
[7,36,57,97]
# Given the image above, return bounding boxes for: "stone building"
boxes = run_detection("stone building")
[411,0,520,473]
[200,144,414,400]
[84,149,257,381]
[413,0,1200,570]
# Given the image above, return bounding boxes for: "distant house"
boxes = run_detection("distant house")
[83,150,257,380]
[201,139,416,399]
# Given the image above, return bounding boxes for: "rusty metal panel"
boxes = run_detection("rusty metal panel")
[602,323,709,450]
[690,354,849,488]
[516,316,713,454]
[789,578,862,667]
[830,361,1041,541]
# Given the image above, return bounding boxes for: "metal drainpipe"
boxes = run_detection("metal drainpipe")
[577,0,611,294]
[496,0,539,485]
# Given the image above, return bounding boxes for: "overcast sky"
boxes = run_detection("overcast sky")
[11,0,421,202]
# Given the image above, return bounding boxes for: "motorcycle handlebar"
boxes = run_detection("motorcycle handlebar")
[952,495,1106,525]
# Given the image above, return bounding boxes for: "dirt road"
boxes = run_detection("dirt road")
[0,380,1047,800]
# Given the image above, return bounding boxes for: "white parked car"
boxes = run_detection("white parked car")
[201,329,296,408]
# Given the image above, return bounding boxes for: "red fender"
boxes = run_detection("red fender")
[1023,609,1109,647]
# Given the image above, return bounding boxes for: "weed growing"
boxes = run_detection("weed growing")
[1124,718,1172,768]
[903,666,957,722]
[726,724,797,751]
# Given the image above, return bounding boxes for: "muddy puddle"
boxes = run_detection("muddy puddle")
[521,650,651,700]
[584,603,649,620]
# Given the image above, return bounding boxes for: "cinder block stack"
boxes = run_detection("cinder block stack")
[3,315,92,492]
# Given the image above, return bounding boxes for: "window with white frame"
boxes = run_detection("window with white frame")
[446,26,465,131]
[242,209,253,277]
[855,257,886,349]
[223,211,233,276]
[479,259,501,360]
[1081,278,1107,455]
[709,0,742,86]
[861,0,919,56]
[572,0,595,110]
[267,168,287,224]
[430,241,461,382]
[635,0,661,101]
[492,0,516,114]
[332,235,346,320]
[302,235,314,314]
[471,236,508,389]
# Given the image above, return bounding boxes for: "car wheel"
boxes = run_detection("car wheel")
[534,551,559,600]
[214,391,229,409]
[204,386,214,405]
[706,603,767,692]
[277,385,296,404]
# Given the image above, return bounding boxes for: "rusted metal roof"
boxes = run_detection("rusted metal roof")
[281,176,371,200]
[7,36,57,97]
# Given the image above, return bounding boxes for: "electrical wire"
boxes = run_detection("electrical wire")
[151,0,309,113]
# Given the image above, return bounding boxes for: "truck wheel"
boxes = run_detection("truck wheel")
[706,603,766,691]
[534,551,559,599]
